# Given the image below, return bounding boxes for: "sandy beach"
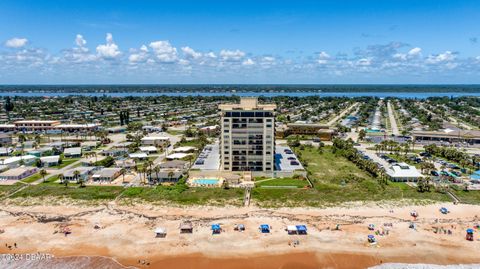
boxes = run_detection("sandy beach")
[0,200,480,269]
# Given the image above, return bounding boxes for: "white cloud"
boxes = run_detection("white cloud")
[75,34,87,47]
[242,58,255,66]
[426,51,455,64]
[60,34,96,63]
[149,40,177,63]
[220,49,245,61]
[357,58,372,66]
[181,46,202,59]
[128,44,149,63]
[96,33,121,59]
[205,52,217,58]
[5,37,28,48]
[262,56,275,62]
[317,51,330,64]
[408,47,422,56]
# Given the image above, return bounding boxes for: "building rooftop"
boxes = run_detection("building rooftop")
[218,97,276,111]
[386,163,423,178]
[0,167,37,177]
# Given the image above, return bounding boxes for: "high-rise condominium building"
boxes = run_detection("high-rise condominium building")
[219,97,276,172]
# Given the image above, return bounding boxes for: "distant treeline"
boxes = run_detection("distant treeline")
[0,84,480,93]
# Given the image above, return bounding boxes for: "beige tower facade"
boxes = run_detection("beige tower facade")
[219,97,276,172]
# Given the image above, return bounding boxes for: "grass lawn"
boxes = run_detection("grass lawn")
[175,138,205,149]
[21,172,49,184]
[256,178,309,188]
[251,146,450,207]
[43,175,62,185]
[299,146,373,182]
[50,158,80,169]
[452,189,480,204]
[10,185,124,200]
[0,184,24,198]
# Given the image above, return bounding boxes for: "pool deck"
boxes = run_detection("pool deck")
[187,177,224,187]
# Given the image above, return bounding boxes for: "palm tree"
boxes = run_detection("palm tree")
[58,173,66,187]
[39,169,47,183]
[73,170,81,184]
[153,166,161,184]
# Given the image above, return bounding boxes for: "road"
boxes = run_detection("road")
[387,101,400,136]
[327,103,358,126]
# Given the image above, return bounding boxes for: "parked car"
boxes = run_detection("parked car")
[431,171,439,176]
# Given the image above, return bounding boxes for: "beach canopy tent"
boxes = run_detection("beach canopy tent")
[286,225,298,235]
[180,222,193,233]
[155,227,167,238]
[296,225,307,235]
[368,224,375,230]
[260,224,270,233]
[235,224,245,231]
[211,224,221,234]
[466,228,474,241]
[368,234,376,243]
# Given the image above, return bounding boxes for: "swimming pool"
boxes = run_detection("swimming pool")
[193,178,220,185]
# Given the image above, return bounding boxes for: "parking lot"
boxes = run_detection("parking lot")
[275,145,305,172]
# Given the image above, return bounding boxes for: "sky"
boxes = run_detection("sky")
[0,0,480,84]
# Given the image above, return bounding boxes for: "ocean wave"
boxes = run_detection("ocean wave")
[0,255,135,269]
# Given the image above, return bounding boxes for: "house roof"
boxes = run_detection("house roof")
[0,167,37,177]
[386,163,423,178]
[129,152,148,159]
[40,155,60,163]
[158,160,187,169]
[166,153,191,160]
[93,168,121,178]
[64,167,95,177]
[139,146,157,152]
[64,147,82,155]
[173,146,196,152]
[2,155,36,165]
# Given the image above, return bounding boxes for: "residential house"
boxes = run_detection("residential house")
[148,171,183,183]
[0,167,38,181]
[1,155,37,168]
[386,163,423,182]
[63,147,82,158]
[40,155,60,167]
[141,136,170,147]
[63,167,95,182]
[92,168,122,181]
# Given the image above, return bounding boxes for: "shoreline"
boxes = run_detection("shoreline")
[1,201,480,268]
